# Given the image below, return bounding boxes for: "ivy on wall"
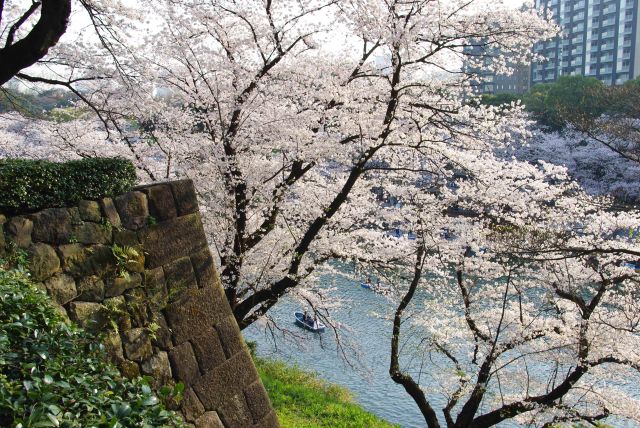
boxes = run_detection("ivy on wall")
[0,267,184,427]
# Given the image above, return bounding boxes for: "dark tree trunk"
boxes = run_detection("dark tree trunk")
[389,243,442,428]
[0,0,72,85]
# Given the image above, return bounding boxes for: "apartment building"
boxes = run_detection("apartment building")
[531,0,640,86]
[463,42,531,95]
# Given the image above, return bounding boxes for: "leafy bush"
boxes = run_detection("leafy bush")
[479,93,520,107]
[0,268,183,427]
[0,158,137,214]
[522,76,605,131]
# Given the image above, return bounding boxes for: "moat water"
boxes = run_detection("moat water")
[244,269,438,428]
[244,268,639,428]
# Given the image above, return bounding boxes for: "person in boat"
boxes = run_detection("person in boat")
[303,310,309,323]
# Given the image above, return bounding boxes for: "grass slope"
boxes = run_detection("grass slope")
[255,357,399,428]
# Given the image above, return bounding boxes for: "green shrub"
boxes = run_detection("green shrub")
[0,158,137,214]
[522,76,605,131]
[0,268,183,427]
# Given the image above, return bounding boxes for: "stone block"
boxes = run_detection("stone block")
[124,253,145,273]
[244,380,272,423]
[72,222,112,245]
[68,207,82,225]
[193,351,258,410]
[44,273,77,305]
[190,247,217,289]
[0,215,5,257]
[170,179,199,216]
[123,327,153,362]
[78,200,102,222]
[103,296,132,331]
[51,302,69,322]
[144,184,177,221]
[5,216,33,248]
[164,256,197,303]
[181,388,205,423]
[105,272,142,298]
[119,360,140,379]
[164,287,229,344]
[168,342,200,386]
[113,229,139,247]
[29,208,72,244]
[28,243,60,281]
[215,315,245,359]
[103,330,125,363]
[255,410,280,428]
[151,313,173,349]
[100,197,121,228]
[190,325,226,373]
[145,267,168,312]
[124,287,151,327]
[141,351,172,387]
[138,214,208,269]
[114,191,149,230]
[76,276,105,302]
[0,227,5,258]
[58,244,115,278]
[57,243,83,268]
[195,411,224,428]
[68,301,107,332]
[217,393,254,428]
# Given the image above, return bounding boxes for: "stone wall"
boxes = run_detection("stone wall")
[0,180,279,428]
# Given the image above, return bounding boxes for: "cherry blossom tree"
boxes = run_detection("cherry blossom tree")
[80,0,552,331]
[382,153,640,426]
[515,130,640,204]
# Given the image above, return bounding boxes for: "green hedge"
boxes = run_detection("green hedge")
[0,267,184,427]
[0,158,137,213]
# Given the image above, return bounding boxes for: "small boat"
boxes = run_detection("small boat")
[622,261,640,270]
[294,312,325,333]
[360,282,372,289]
